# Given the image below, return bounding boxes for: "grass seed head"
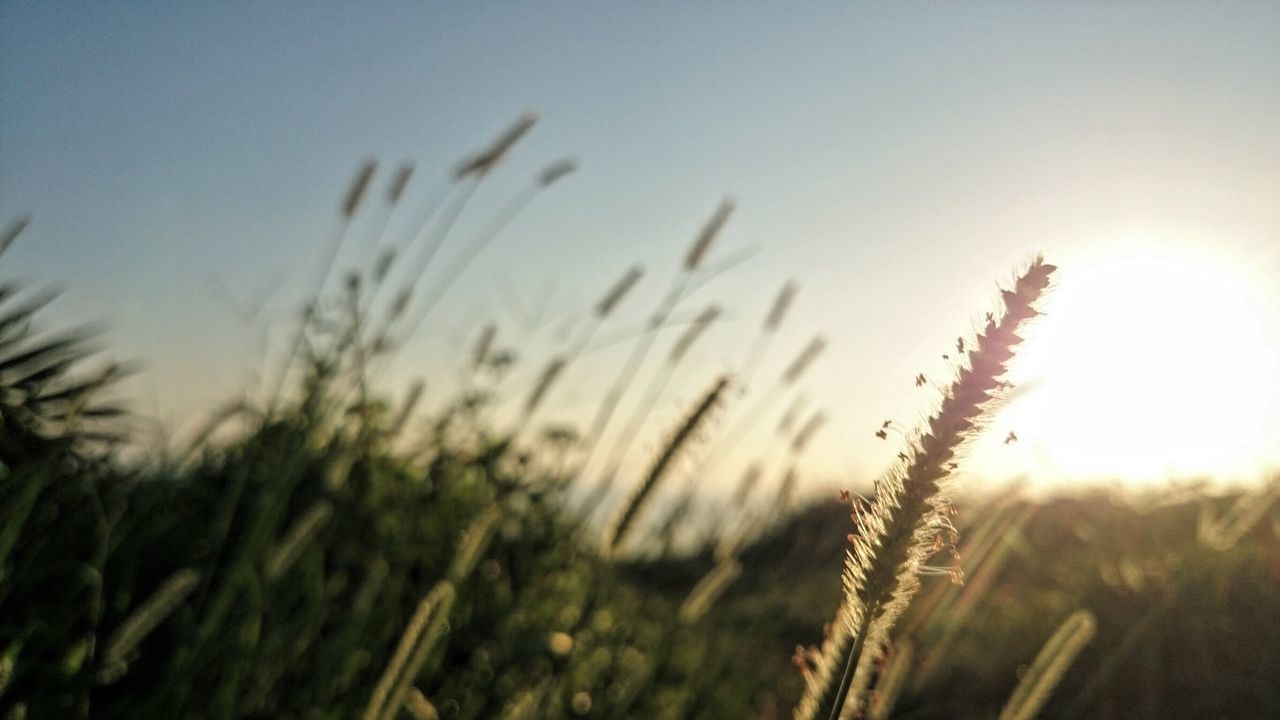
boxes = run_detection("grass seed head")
[797,256,1054,720]
[343,159,378,219]
[684,197,735,271]
[453,111,539,180]
[679,557,743,623]
[387,162,415,205]
[524,356,567,416]
[998,610,1096,720]
[0,214,31,257]
[791,410,828,455]
[669,304,721,364]
[538,157,578,187]
[603,374,731,556]
[100,568,201,682]
[374,249,397,284]
[766,280,800,332]
[595,266,644,318]
[783,336,827,385]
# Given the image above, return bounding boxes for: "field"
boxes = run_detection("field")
[2,149,1278,720]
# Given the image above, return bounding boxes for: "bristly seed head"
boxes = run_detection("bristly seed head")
[343,159,378,219]
[374,249,396,284]
[795,256,1054,720]
[387,162,415,205]
[595,266,644,318]
[0,214,31,257]
[783,336,827,385]
[603,375,731,556]
[387,288,412,322]
[791,410,828,455]
[765,280,800,332]
[684,197,735,272]
[669,304,721,364]
[538,158,578,187]
[524,356,566,415]
[453,111,539,180]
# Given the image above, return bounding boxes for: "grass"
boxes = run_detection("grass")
[2,130,1278,719]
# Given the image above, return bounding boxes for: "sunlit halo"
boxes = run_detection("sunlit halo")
[1005,249,1278,481]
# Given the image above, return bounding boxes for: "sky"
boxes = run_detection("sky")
[3,2,1279,500]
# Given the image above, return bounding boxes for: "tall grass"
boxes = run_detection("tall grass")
[7,126,1275,720]
[602,375,730,557]
[796,256,1055,720]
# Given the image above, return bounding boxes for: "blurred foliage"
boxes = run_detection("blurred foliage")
[2,213,1278,720]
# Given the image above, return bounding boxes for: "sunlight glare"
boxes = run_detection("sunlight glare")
[1006,249,1278,481]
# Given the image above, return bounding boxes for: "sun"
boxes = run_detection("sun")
[1002,248,1279,481]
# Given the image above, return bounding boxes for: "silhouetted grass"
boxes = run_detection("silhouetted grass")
[2,137,1277,720]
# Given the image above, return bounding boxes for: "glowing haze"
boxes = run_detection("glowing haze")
[2,2,1278,494]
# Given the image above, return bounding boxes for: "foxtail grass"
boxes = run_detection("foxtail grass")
[778,393,808,437]
[352,160,414,314]
[679,556,743,623]
[766,280,799,332]
[387,163,416,206]
[596,266,644,319]
[685,198,735,272]
[395,157,576,346]
[447,505,501,583]
[740,280,800,389]
[602,375,729,557]
[522,356,567,421]
[362,581,457,720]
[1197,478,1279,551]
[576,199,733,479]
[669,304,721,363]
[266,159,379,411]
[591,303,722,500]
[724,406,823,551]
[373,249,396,285]
[795,256,1054,720]
[405,688,440,720]
[454,112,539,180]
[371,112,540,357]
[0,215,31,256]
[264,501,334,581]
[342,159,378,220]
[791,409,827,455]
[999,610,1096,720]
[98,568,201,683]
[697,334,826,482]
[538,158,578,187]
[783,336,826,385]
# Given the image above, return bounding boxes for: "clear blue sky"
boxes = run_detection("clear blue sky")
[4,2,1279,496]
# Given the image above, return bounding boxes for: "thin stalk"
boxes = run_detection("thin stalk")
[827,601,878,720]
[591,304,719,501]
[394,179,541,347]
[264,217,353,413]
[357,172,451,336]
[574,273,690,481]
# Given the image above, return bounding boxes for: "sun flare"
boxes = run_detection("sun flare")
[1005,249,1279,481]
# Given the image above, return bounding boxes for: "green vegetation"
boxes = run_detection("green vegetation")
[2,131,1278,719]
